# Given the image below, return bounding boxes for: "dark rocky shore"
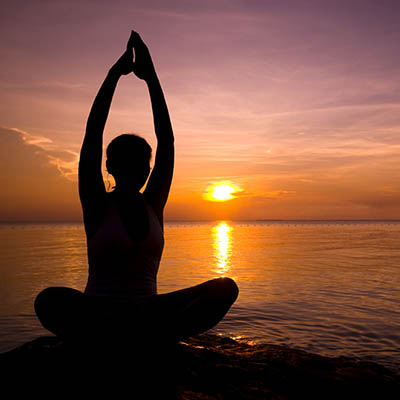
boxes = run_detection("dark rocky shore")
[1,333,399,399]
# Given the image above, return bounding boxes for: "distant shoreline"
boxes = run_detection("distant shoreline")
[1,219,400,224]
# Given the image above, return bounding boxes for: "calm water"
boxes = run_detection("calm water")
[0,221,399,373]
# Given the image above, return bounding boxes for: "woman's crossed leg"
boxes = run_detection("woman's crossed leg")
[34,277,239,343]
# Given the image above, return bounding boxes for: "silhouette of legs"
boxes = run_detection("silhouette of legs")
[34,277,239,343]
[141,277,239,341]
[35,287,98,340]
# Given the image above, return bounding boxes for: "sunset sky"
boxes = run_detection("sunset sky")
[1,0,400,221]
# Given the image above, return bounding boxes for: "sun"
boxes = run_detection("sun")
[211,185,235,201]
[204,182,241,202]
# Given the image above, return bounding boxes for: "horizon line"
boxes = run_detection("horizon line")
[1,219,400,224]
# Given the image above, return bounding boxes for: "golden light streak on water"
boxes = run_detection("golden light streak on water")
[212,221,233,276]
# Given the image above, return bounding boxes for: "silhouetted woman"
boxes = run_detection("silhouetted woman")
[34,31,238,344]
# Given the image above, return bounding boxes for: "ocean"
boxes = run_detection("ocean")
[0,221,399,373]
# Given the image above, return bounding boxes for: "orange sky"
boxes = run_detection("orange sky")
[1,0,400,221]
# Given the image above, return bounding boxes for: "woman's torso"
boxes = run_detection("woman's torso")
[84,193,164,302]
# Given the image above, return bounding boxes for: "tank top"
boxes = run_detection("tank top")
[84,199,164,302]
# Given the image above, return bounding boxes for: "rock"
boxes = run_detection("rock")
[1,334,399,399]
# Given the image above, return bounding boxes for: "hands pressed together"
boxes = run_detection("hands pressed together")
[111,30,156,82]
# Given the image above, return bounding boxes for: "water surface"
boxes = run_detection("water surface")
[0,221,399,373]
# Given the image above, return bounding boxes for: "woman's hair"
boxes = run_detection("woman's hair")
[106,133,152,163]
[106,134,152,185]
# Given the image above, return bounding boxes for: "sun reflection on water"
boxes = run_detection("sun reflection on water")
[212,221,233,276]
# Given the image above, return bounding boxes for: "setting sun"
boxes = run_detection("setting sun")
[211,185,235,201]
[204,182,242,202]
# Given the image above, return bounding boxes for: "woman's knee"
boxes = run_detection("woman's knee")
[34,287,58,316]
[34,287,83,321]
[211,277,239,304]
[34,287,85,337]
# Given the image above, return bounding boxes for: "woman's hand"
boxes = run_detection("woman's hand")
[110,46,134,76]
[128,30,157,82]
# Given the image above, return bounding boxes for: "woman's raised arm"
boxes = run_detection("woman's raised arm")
[130,31,175,223]
[79,39,134,238]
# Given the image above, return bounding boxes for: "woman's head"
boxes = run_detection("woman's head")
[106,134,152,191]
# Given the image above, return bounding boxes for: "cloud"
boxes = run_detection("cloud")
[349,189,400,210]
[0,81,87,92]
[8,127,79,181]
[0,127,80,221]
